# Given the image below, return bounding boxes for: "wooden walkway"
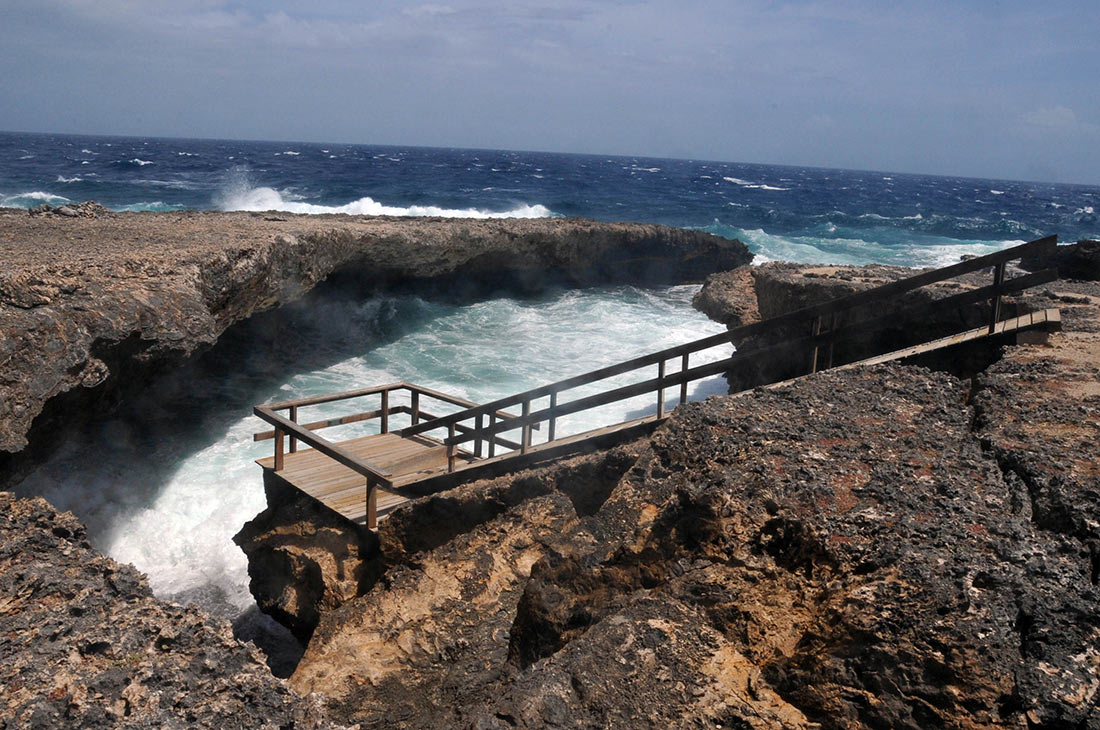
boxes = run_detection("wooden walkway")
[254,235,1063,529]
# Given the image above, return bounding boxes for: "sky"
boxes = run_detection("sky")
[1,0,1098,185]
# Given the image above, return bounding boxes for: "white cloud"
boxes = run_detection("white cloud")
[402,4,457,18]
[1020,105,1100,136]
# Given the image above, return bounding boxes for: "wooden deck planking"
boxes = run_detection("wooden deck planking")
[257,431,476,524]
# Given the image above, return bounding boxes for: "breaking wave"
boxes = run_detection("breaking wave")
[216,182,553,218]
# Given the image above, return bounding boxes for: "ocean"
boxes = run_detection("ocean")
[4,130,1098,618]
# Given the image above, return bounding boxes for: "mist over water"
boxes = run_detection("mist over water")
[4,130,1098,615]
[15,285,729,612]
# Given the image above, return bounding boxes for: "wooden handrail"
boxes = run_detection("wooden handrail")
[254,405,414,441]
[264,382,408,410]
[253,405,395,488]
[802,267,1059,350]
[402,235,1057,441]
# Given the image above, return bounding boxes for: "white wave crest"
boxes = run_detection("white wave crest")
[730,227,1020,268]
[723,176,789,191]
[131,158,154,166]
[1,191,71,207]
[56,175,83,183]
[990,189,1005,195]
[217,184,553,219]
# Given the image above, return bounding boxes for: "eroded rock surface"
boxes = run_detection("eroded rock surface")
[291,493,579,728]
[237,443,644,648]
[974,280,1100,548]
[275,358,1099,729]
[0,207,748,472]
[234,482,383,643]
[0,492,349,729]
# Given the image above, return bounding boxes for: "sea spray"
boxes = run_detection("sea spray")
[15,284,730,613]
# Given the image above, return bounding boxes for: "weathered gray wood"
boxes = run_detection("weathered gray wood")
[266,382,407,410]
[288,405,298,453]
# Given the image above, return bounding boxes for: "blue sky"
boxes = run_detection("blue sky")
[2,0,1097,184]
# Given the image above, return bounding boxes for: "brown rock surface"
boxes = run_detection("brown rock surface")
[236,442,644,648]
[234,481,383,644]
[0,207,749,466]
[691,265,761,328]
[0,491,349,729]
[291,493,580,728]
[271,356,1098,728]
[973,280,1100,545]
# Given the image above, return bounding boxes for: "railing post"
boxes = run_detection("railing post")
[548,392,558,442]
[809,316,822,374]
[274,427,284,471]
[488,414,496,458]
[989,261,1006,334]
[411,390,420,426]
[475,414,484,458]
[657,360,666,418]
[380,389,389,434]
[447,423,457,472]
[288,406,298,453]
[679,353,689,405]
[521,399,531,454]
[366,478,377,530]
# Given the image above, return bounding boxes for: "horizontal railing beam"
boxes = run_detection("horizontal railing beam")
[414,410,524,451]
[264,382,410,410]
[254,405,415,442]
[447,355,739,447]
[804,267,1060,349]
[407,383,538,430]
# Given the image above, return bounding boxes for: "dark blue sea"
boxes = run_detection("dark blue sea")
[6,130,1099,615]
[3,131,1097,267]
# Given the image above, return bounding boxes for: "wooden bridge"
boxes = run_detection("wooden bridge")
[254,235,1063,529]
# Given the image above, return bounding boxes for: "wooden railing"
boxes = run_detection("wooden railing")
[254,234,1059,527]
[422,234,1058,469]
[252,382,531,526]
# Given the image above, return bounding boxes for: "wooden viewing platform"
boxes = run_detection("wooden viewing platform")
[254,235,1064,529]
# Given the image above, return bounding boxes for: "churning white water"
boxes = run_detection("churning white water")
[17,284,730,613]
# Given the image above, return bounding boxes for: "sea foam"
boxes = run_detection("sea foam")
[217,183,553,219]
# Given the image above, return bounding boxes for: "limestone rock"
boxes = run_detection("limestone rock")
[0,207,749,483]
[234,483,383,643]
[500,364,1100,728]
[290,493,580,728]
[1020,239,1100,281]
[691,265,760,328]
[0,491,350,729]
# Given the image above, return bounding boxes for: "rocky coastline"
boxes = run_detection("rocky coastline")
[0,205,749,484]
[2,206,1098,728]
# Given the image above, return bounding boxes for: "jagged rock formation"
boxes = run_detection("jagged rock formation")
[0,207,749,483]
[263,265,1099,729]
[0,492,349,729]
[234,481,384,644]
[283,357,1100,728]
[235,444,643,644]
